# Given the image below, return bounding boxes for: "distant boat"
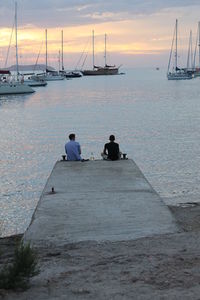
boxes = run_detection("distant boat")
[23,73,47,87]
[167,19,192,80]
[82,64,119,76]
[0,69,35,94]
[42,29,64,81]
[0,80,34,95]
[44,68,64,81]
[156,67,160,70]
[59,30,82,79]
[64,71,82,78]
[184,29,196,77]
[81,31,119,76]
[193,22,200,77]
[0,2,34,95]
[24,80,47,87]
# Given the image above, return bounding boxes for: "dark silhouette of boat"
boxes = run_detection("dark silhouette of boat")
[81,64,119,76]
[81,31,119,76]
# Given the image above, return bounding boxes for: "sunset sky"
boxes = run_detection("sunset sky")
[0,0,200,70]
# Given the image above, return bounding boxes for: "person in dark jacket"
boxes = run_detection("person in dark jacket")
[102,135,121,160]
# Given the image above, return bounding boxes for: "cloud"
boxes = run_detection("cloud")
[0,0,200,28]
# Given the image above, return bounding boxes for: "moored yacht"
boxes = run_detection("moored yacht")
[64,71,82,78]
[58,30,82,79]
[167,19,192,80]
[192,22,200,77]
[82,65,119,76]
[0,80,34,95]
[167,70,192,80]
[81,31,120,76]
[0,3,34,95]
[22,73,47,87]
[43,69,64,81]
[43,29,64,81]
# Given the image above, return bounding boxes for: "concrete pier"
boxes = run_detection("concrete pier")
[24,159,178,245]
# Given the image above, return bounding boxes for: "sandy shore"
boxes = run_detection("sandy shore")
[1,203,200,300]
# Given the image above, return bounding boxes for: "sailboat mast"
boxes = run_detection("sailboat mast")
[191,31,193,70]
[45,29,47,71]
[58,50,60,72]
[187,30,192,70]
[198,22,200,68]
[61,30,64,70]
[104,33,107,66]
[167,20,176,75]
[193,25,198,69]
[175,19,178,72]
[15,1,19,78]
[92,30,95,70]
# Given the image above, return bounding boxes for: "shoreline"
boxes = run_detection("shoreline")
[1,203,200,299]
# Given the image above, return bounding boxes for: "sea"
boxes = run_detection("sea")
[1,67,200,237]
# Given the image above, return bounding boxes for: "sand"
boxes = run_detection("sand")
[1,203,200,300]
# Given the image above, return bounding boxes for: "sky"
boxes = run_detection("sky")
[0,0,200,69]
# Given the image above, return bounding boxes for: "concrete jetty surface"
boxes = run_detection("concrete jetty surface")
[24,159,178,245]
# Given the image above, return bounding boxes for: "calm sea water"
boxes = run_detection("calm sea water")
[1,68,200,237]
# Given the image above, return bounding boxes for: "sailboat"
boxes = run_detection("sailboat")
[193,22,200,77]
[0,2,35,95]
[59,30,82,78]
[40,29,64,81]
[81,31,119,76]
[23,74,47,87]
[167,19,192,80]
[186,30,195,75]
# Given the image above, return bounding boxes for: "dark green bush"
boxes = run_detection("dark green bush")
[0,242,39,290]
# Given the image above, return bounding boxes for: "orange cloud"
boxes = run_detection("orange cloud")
[0,7,196,68]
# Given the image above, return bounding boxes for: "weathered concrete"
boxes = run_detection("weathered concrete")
[24,159,179,245]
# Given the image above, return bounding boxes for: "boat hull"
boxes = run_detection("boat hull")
[0,82,35,95]
[194,71,200,77]
[167,73,193,80]
[81,68,119,76]
[65,72,82,78]
[24,80,47,87]
[38,73,65,81]
[44,76,64,81]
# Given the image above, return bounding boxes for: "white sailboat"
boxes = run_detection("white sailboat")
[42,29,64,81]
[193,22,200,77]
[0,2,35,95]
[167,19,192,80]
[81,31,119,76]
[23,74,47,87]
[186,30,195,75]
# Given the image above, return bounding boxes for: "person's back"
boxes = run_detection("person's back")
[65,133,81,161]
[103,135,120,160]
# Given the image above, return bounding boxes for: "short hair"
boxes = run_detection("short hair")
[109,135,115,141]
[69,133,75,140]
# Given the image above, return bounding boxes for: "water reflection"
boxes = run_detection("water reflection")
[1,69,200,236]
[0,93,32,107]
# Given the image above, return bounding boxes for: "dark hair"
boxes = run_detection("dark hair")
[69,133,75,140]
[109,135,115,141]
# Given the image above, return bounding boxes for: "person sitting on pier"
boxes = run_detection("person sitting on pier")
[102,135,121,161]
[65,133,82,161]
